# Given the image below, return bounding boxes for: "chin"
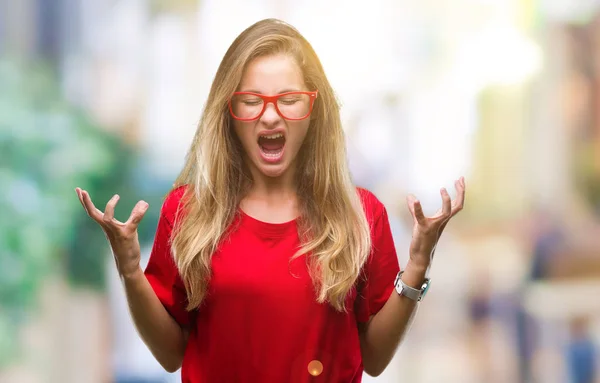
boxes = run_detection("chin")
[257,162,289,178]
[248,148,291,178]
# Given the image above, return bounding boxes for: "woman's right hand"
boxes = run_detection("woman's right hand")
[75,187,149,278]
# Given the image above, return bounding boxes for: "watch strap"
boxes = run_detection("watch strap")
[394,271,430,302]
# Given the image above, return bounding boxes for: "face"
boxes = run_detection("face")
[232,54,311,180]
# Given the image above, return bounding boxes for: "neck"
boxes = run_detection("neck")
[241,164,300,223]
[247,167,297,200]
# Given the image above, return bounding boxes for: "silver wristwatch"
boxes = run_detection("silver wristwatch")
[394,271,431,302]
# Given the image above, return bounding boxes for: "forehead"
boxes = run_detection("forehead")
[238,54,305,93]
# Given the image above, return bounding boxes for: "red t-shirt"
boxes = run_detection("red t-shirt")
[144,186,400,383]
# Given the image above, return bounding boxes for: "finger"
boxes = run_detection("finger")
[453,179,465,212]
[126,200,149,227]
[75,188,87,212]
[413,199,427,225]
[440,188,451,218]
[406,194,417,217]
[80,190,104,223]
[103,194,121,225]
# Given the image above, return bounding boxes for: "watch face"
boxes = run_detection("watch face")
[421,280,431,298]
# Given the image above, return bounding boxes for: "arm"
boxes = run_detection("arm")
[140,186,193,372]
[358,262,427,377]
[75,186,191,373]
[122,268,189,373]
[356,178,465,377]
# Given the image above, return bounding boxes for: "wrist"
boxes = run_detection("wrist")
[408,252,432,269]
[407,254,431,272]
[401,262,428,289]
[120,266,144,283]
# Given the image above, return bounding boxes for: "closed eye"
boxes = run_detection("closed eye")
[243,100,263,106]
[278,97,301,105]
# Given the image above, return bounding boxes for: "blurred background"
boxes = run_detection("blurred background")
[1,0,600,382]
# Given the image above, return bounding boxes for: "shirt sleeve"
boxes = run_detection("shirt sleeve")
[144,188,192,326]
[355,203,401,323]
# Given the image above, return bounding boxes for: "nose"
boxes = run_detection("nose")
[260,102,282,124]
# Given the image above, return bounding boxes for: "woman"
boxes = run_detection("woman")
[75,18,465,383]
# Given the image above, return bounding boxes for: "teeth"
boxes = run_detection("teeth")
[260,146,283,157]
[260,133,283,140]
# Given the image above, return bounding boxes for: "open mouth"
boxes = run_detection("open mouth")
[258,132,285,160]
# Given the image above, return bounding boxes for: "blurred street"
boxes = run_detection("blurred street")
[1,1,600,382]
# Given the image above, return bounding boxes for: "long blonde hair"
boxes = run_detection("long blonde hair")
[171,18,371,312]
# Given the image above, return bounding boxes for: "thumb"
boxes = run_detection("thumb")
[406,194,422,224]
[406,194,417,216]
[127,200,149,227]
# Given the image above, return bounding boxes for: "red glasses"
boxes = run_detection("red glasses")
[229,91,318,121]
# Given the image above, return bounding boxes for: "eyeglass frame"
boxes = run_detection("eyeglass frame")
[228,90,319,121]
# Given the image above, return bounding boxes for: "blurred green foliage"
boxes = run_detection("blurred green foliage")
[0,58,162,366]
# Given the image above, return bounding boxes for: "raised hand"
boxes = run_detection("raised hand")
[405,177,466,269]
[75,187,149,278]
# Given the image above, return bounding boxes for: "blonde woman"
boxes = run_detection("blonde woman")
[75,18,465,383]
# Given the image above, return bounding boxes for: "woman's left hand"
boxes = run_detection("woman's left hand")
[406,177,466,269]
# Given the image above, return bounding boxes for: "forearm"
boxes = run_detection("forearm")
[359,262,427,376]
[122,268,189,372]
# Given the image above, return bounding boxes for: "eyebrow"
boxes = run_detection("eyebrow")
[238,88,303,94]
